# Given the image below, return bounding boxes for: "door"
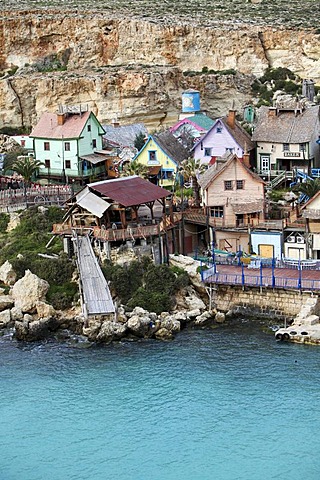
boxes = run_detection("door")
[258,244,274,258]
[260,155,270,172]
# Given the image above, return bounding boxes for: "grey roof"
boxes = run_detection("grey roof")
[154,130,190,163]
[252,105,320,143]
[103,123,148,148]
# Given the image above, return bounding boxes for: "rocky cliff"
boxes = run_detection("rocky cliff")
[0,10,319,129]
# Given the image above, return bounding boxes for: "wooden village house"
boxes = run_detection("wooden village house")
[191,154,266,255]
[192,109,255,167]
[30,105,108,185]
[252,99,320,181]
[134,131,189,188]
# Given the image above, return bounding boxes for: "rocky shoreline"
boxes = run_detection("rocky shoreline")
[0,257,226,344]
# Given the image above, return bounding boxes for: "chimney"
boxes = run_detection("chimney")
[268,107,277,117]
[57,113,66,126]
[112,118,120,128]
[226,109,236,129]
[242,152,251,169]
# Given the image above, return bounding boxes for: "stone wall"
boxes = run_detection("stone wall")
[214,285,320,322]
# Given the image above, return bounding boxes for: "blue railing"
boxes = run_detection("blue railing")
[200,266,320,291]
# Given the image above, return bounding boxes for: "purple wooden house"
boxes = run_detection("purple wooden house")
[192,109,255,167]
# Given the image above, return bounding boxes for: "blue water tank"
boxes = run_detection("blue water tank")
[182,89,201,113]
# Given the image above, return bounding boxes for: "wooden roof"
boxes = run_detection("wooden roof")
[252,105,320,143]
[87,175,171,207]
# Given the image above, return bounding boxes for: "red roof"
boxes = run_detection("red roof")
[88,176,171,207]
[30,111,91,139]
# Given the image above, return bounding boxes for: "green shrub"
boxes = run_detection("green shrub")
[0,213,10,232]
[47,282,78,310]
[127,288,172,314]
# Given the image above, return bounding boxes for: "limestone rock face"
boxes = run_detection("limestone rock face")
[0,11,319,130]
[12,270,49,313]
[0,261,17,286]
[0,309,12,328]
[14,315,59,341]
[0,295,14,312]
[36,301,56,319]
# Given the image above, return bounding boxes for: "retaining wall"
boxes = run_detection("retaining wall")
[213,285,320,322]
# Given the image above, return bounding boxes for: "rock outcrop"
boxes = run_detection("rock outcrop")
[0,261,17,285]
[12,270,49,313]
[0,10,319,130]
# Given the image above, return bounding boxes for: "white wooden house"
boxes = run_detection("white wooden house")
[252,101,320,177]
[30,106,107,184]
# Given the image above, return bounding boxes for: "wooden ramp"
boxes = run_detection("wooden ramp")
[74,235,115,317]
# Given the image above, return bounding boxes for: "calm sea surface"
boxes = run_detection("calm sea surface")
[1,319,320,480]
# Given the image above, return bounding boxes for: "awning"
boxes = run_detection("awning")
[80,154,108,165]
[76,188,111,218]
[148,166,161,175]
[231,201,264,215]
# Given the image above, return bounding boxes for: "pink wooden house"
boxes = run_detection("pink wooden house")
[198,154,265,253]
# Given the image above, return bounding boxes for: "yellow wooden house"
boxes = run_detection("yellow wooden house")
[134,131,189,188]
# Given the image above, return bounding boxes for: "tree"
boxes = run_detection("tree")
[3,147,27,173]
[179,157,207,207]
[293,178,320,201]
[134,132,146,152]
[11,156,44,197]
[121,160,149,179]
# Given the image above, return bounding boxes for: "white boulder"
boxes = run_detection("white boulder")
[0,261,16,285]
[12,270,49,313]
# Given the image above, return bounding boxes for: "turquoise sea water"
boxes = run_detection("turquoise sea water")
[1,319,320,480]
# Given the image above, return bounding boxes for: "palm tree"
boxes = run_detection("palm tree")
[11,156,44,197]
[120,161,149,179]
[293,178,320,202]
[179,157,207,207]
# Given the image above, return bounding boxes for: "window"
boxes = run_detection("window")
[236,180,244,190]
[225,147,234,154]
[87,124,91,132]
[148,151,157,162]
[64,142,70,151]
[21,140,26,147]
[92,139,97,148]
[224,180,233,190]
[216,127,222,133]
[210,206,224,218]
[44,142,50,151]
[204,147,212,156]
[283,143,290,151]
[45,159,50,168]
[65,160,71,169]
[299,143,306,152]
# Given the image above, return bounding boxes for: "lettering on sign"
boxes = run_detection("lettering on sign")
[284,152,301,157]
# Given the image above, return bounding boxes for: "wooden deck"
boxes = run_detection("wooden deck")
[202,264,320,291]
[75,235,115,316]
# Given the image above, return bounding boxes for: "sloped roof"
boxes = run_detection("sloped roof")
[30,111,93,139]
[192,116,255,152]
[153,130,190,163]
[252,105,320,143]
[80,153,108,165]
[87,175,171,208]
[198,154,265,191]
[231,200,264,214]
[221,117,255,151]
[171,114,215,133]
[76,187,111,218]
[103,123,148,148]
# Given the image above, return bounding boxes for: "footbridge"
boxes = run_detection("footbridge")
[73,234,115,318]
